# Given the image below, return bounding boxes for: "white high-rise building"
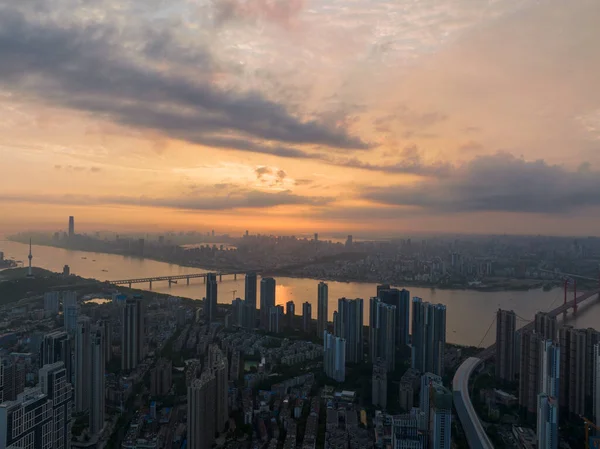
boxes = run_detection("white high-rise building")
[593,343,600,429]
[539,340,560,398]
[63,292,79,334]
[537,393,558,449]
[430,384,452,449]
[44,292,60,314]
[324,331,346,382]
[419,372,442,430]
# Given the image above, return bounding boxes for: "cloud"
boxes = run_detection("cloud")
[0,4,367,155]
[0,189,331,211]
[213,0,306,29]
[53,164,101,173]
[255,166,273,179]
[363,153,600,214]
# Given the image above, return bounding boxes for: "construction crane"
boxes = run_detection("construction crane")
[230,290,237,300]
[582,416,600,449]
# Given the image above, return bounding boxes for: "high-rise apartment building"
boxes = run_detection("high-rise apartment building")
[150,359,173,396]
[74,316,91,413]
[537,394,558,449]
[372,361,387,409]
[269,305,283,333]
[245,272,257,327]
[122,297,145,371]
[90,325,105,435]
[63,291,79,334]
[496,309,516,383]
[302,301,312,333]
[534,312,557,341]
[419,373,443,425]
[594,343,600,428]
[0,358,25,402]
[519,330,543,416]
[208,346,229,433]
[102,319,113,362]
[585,328,600,406]
[44,291,60,314]
[430,384,453,449]
[317,282,329,337]
[1,362,73,449]
[188,371,217,449]
[539,340,560,398]
[558,326,587,416]
[378,288,410,348]
[412,299,446,376]
[369,298,396,371]
[334,298,364,363]
[286,301,295,328]
[205,273,218,323]
[260,277,276,329]
[40,331,71,378]
[392,412,426,449]
[323,331,345,382]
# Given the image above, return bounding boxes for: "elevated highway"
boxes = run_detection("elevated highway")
[453,288,600,448]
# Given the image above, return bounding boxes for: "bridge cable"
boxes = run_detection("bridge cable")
[476,316,496,349]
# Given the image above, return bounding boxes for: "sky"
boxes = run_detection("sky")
[1,0,599,236]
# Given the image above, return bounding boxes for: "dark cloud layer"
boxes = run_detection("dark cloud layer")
[0,189,331,211]
[0,4,366,153]
[363,153,600,214]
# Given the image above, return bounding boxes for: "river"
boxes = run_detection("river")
[2,240,599,347]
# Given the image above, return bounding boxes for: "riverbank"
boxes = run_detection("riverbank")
[5,238,561,293]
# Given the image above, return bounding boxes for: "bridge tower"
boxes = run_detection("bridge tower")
[564,278,578,315]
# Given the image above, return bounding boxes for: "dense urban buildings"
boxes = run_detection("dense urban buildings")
[496,309,516,383]
[412,298,446,376]
[334,298,364,364]
[317,282,328,337]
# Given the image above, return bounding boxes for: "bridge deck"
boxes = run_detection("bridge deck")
[109,272,244,284]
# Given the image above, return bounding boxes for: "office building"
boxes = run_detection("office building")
[496,309,516,383]
[40,330,71,377]
[44,291,60,314]
[245,272,258,327]
[90,325,105,435]
[534,312,557,341]
[302,301,312,333]
[74,316,91,413]
[232,298,244,327]
[122,297,145,371]
[63,291,79,334]
[286,301,295,329]
[1,362,73,449]
[269,305,283,333]
[205,273,218,323]
[372,360,388,409]
[151,359,173,396]
[188,371,217,449]
[378,287,410,348]
[208,346,229,433]
[0,357,25,403]
[317,282,328,337]
[260,277,276,329]
[430,384,452,449]
[537,394,558,449]
[334,298,364,363]
[519,330,543,415]
[370,298,396,371]
[412,299,446,376]
[323,331,345,382]
[68,216,75,237]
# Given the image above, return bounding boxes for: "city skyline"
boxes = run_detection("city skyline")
[1,0,600,236]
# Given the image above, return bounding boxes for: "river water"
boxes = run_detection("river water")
[2,240,599,347]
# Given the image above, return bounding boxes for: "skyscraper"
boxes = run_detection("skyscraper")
[122,297,144,371]
[496,309,516,383]
[369,298,396,371]
[43,291,60,314]
[208,345,229,433]
[534,312,557,341]
[102,319,113,362]
[205,273,218,323]
[68,215,75,237]
[39,361,73,449]
[63,291,79,334]
[188,371,217,449]
[378,288,410,348]
[323,331,345,382]
[302,301,312,333]
[90,325,105,435]
[584,328,600,406]
[568,328,587,416]
[269,305,283,333]
[74,316,91,413]
[430,384,452,449]
[519,330,543,415]
[260,277,276,329]
[40,330,71,374]
[372,360,387,409]
[539,340,560,399]
[317,282,329,337]
[412,299,446,376]
[286,300,295,329]
[245,272,258,327]
[594,343,600,428]
[335,298,364,363]
[537,394,558,449]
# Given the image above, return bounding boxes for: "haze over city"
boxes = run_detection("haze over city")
[1,0,600,235]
